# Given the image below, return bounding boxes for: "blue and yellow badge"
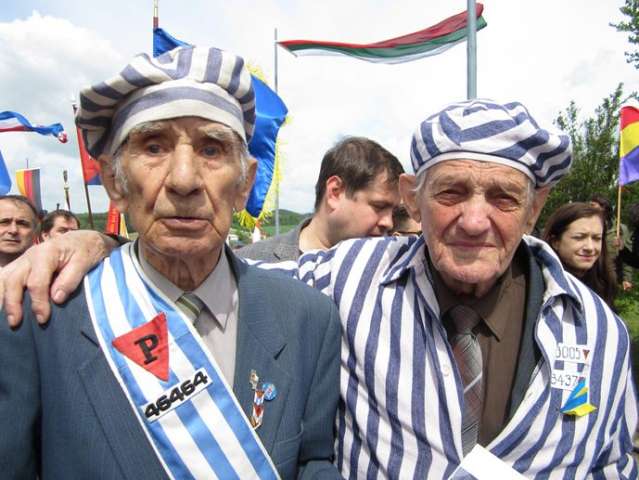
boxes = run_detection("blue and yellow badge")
[560,378,597,416]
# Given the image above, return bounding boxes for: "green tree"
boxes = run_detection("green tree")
[611,0,639,69]
[539,83,639,227]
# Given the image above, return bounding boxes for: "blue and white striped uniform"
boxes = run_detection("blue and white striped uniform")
[286,234,638,479]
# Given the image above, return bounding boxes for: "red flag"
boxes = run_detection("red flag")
[72,104,101,185]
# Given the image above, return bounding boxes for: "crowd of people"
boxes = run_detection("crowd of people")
[0,44,636,479]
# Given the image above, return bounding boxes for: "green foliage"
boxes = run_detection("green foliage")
[614,272,639,384]
[538,83,639,227]
[611,0,639,69]
[75,212,109,232]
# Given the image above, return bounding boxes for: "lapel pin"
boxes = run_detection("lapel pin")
[262,382,277,401]
[249,369,259,391]
[561,378,597,417]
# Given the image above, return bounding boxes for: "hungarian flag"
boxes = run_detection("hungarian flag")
[619,103,639,186]
[0,111,67,143]
[105,201,129,238]
[279,4,486,64]
[15,168,42,212]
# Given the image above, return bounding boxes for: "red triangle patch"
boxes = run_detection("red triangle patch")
[112,313,169,381]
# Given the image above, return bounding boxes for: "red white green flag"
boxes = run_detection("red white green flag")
[279,4,486,64]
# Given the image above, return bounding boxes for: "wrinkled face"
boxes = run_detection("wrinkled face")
[0,200,36,256]
[104,117,254,266]
[552,215,603,277]
[401,160,547,294]
[330,171,400,242]
[42,216,79,240]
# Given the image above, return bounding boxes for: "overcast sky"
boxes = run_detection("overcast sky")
[0,0,637,214]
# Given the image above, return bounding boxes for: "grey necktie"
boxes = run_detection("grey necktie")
[176,292,205,325]
[445,305,484,457]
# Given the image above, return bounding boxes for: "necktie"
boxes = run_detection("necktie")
[445,305,483,456]
[176,292,205,324]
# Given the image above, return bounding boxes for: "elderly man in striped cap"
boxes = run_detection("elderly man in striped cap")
[293,100,637,478]
[2,100,638,478]
[0,46,342,479]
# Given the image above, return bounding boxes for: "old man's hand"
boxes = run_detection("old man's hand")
[0,230,119,327]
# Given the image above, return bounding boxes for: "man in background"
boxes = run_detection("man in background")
[238,136,403,261]
[40,209,80,241]
[0,195,38,267]
[390,204,421,236]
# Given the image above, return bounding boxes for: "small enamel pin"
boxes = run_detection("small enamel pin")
[561,377,597,417]
[249,371,277,429]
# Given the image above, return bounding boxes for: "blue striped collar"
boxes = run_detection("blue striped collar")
[523,235,584,316]
[380,235,429,285]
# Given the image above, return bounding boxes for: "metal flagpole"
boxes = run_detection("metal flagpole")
[153,0,159,29]
[63,169,71,210]
[467,0,477,99]
[274,27,280,236]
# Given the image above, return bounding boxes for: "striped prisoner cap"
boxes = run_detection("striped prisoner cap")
[76,46,255,158]
[410,99,572,187]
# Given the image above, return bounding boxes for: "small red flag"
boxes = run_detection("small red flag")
[112,313,169,381]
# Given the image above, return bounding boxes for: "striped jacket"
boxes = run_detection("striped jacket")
[287,234,638,479]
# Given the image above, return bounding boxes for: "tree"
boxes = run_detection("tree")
[538,83,639,227]
[611,0,639,69]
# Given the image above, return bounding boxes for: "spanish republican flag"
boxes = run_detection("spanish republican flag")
[619,103,639,186]
[15,168,42,211]
[105,201,129,238]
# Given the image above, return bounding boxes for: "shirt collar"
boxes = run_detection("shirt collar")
[432,251,525,341]
[380,235,429,285]
[137,243,238,330]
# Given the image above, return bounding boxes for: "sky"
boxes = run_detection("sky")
[0,0,637,214]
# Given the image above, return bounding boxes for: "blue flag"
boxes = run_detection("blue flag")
[0,111,67,143]
[0,150,11,195]
[152,28,288,224]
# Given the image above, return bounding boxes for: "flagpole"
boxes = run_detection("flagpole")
[63,169,71,210]
[274,27,280,236]
[467,0,477,99]
[153,0,159,29]
[617,185,623,240]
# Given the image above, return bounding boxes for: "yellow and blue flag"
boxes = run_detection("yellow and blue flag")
[0,150,11,195]
[153,28,288,228]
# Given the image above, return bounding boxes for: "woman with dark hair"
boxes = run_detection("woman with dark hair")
[542,202,617,307]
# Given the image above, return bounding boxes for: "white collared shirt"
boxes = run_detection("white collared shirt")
[138,245,239,386]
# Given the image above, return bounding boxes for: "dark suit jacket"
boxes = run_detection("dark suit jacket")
[0,251,342,480]
[238,218,311,262]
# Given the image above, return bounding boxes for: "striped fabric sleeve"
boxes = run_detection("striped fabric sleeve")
[297,248,338,297]
[592,340,638,478]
